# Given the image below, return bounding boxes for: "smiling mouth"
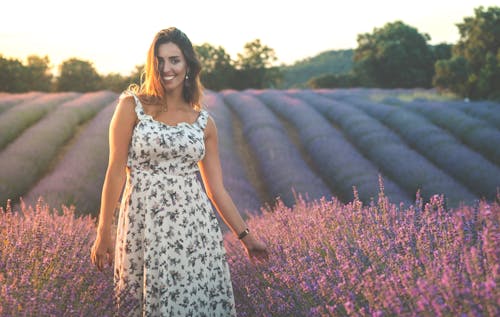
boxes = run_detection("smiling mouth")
[163,75,175,81]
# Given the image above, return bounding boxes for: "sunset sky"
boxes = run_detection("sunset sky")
[1,0,497,75]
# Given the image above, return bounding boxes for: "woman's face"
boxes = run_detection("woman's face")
[157,42,188,92]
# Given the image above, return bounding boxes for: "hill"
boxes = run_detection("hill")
[279,49,354,88]
[0,88,499,218]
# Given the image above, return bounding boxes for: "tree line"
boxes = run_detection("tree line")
[309,6,499,100]
[0,6,498,100]
[0,38,281,94]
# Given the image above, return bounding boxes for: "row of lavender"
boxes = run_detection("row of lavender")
[216,89,499,208]
[333,90,500,197]
[0,89,499,215]
[251,90,412,205]
[291,91,482,205]
[202,92,262,216]
[0,91,118,212]
[335,93,500,199]
[0,91,266,218]
[222,90,332,206]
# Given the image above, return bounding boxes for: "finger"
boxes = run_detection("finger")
[97,258,104,271]
[109,249,115,266]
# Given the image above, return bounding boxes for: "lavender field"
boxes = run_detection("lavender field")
[1,88,499,316]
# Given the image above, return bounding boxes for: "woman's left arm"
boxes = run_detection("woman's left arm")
[199,116,268,261]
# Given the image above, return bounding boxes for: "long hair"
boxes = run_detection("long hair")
[131,27,203,108]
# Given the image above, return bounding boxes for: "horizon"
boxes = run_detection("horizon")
[1,0,498,76]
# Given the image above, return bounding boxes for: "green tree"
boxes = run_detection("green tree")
[234,39,282,89]
[308,72,359,89]
[25,55,53,91]
[195,43,235,91]
[281,49,354,88]
[430,43,453,62]
[0,55,28,92]
[433,56,470,97]
[126,64,144,88]
[353,21,434,88]
[436,6,500,99]
[56,58,101,92]
[100,73,129,93]
[100,65,145,93]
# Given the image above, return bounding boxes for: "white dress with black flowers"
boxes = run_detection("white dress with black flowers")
[114,93,236,316]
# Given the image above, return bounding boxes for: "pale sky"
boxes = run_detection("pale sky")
[1,0,497,75]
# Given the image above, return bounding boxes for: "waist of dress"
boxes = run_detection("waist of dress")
[127,165,200,178]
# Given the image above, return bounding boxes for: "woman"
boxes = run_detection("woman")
[91,27,268,316]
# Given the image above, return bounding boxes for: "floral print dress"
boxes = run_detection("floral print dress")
[114,93,236,316]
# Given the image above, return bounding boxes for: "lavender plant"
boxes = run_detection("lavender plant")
[296,92,477,207]
[225,190,500,316]
[346,97,500,200]
[3,191,499,316]
[0,92,44,114]
[222,90,331,206]
[0,91,118,205]
[203,91,262,215]
[21,100,117,217]
[254,89,411,205]
[0,92,80,150]
[0,199,136,316]
[450,100,500,128]
[403,100,500,166]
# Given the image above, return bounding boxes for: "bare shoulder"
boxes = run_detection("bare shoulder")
[205,114,217,136]
[112,94,137,127]
[117,94,136,111]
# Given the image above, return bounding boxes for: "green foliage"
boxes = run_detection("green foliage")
[281,49,354,88]
[308,72,359,88]
[195,43,235,91]
[430,43,452,62]
[236,39,277,69]
[433,56,470,97]
[195,40,282,90]
[0,55,52,92]
[234,39,282,89]
[83,64,142,93]
[434,6,500,100]
[24,55,53,92]
[100,73,129,93]
[56,58,101,92]
[354,21,434,88]
[0,55,28,92]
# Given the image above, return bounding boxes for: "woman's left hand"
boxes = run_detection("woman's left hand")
[241,233,269,263]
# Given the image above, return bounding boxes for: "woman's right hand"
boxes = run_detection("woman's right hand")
[241,233,269,263]
[90,231,115,271]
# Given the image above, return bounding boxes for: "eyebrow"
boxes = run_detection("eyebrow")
[158,55,180,59]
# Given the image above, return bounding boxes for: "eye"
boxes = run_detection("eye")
[157,57,164,67]
[169,57,180,64]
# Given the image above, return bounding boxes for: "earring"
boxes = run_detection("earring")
[185,73,189,80]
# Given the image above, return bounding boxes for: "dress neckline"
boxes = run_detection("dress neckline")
[132,93,204,128]
[142,110,204,128]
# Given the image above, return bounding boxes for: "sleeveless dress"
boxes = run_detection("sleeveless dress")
[114,93,236,316]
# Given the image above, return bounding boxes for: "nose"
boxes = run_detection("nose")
[161,62,169,74]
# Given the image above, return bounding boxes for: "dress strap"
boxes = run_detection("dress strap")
[120,91,148,121]
[131,93,149,121]
[197,109,209,130]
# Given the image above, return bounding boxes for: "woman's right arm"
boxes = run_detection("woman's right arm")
[91,95,136,271]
